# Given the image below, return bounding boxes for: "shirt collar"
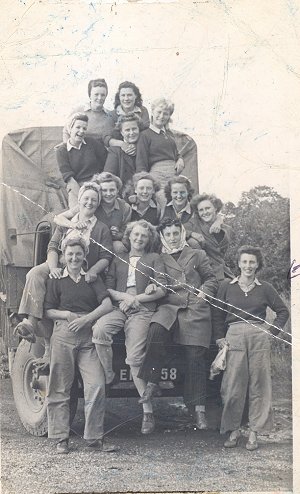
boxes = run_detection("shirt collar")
[149,123,166,134]
[67,138,86,151]
[230,277,262,285]
[71,214,97,228]
[131,199,157,212]
[116,105,142,116]
[62,267,86,283]
[83,102,110,114]
[166,201,191,215]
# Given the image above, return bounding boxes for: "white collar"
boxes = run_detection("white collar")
[67,138,87,151]
[230,277,262,286]
[167,201,191,215]
[116,105,142,116]
[62,267,86,283]
[149,124,166,134]
[71,214,97,228]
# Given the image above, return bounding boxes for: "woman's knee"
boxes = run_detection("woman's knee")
[92,319,115,345]
[26,262,50,284]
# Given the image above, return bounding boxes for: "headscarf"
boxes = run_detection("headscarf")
[160,224,188,254]
[78,182,101,206]
[66,112,88,135]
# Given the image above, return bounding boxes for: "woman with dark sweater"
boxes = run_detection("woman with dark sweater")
[212,245,289,451]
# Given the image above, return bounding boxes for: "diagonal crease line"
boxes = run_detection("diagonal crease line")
[3,184,291,345]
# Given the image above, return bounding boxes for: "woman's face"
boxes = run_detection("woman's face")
[197,200,217,224]
[78,189,99,215]
[69,119,88,145]
[119,87,137,112]
[100,181,118,205]
[90,86,107,111]
[162,225,182,250]
[171,183,188,210]
[129,224,150,252]
[120,120,140,144]
[64,244,85,271]
[135,179,154,203]
[152,104,171,129]
[238,253,259,278]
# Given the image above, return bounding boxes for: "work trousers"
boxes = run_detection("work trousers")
[47,320,105,441]
[220,322,273,434]
[138,322,207,407]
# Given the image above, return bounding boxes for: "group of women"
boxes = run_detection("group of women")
[14,78,289,455]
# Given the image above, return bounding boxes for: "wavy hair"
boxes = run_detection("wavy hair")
[92,172,123,192]
[114,81,143,109]
[151,97,174,117]
[133,171,161,193]
[88,78,108,97]
[237,245,264,271]
[115,113,142,131]
[164,175,194,203]
[122,220,159,253]
[190,193,223,214]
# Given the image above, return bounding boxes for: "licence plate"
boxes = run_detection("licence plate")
[118,367,178,382]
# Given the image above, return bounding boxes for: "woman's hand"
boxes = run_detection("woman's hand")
[110,226,120,239]
[75,221,89,230]
[68,315,90,332]
[191,232,205,246]
[145,283,157,295]
[67,311,79,322]
[175,157,185,175]
[209,213,224,234]
[121,142,136,156]
[85,269,98,283]
[216,338,228,349]
[118,294,140,312]
[49,267,63,279]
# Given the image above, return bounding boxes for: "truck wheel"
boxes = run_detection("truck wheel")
[11,339,78,437]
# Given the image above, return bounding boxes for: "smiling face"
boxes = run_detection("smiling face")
[135,179,154,204]
[90,85,107,111]
[238,253,259,279]
[152,104,171,129]
[64,244,85,272]
[69,119,88,146]
[119,87,137,112]
[120,120,140,144]
[100,181,118,205]
[197,199,217,224]
[129,224,150,253]
[78,189,99,216]
[162,225,182,250]
[171,183,188,211]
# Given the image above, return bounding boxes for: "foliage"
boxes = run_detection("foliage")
[223,186,290,294]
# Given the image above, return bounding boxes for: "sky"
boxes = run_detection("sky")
[0,0,299,203]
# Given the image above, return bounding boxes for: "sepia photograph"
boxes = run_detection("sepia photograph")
[0,1,299,493]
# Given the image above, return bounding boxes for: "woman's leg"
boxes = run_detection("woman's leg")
[138,322,171,384]
[183,345,207,410]
[18,262,50,320]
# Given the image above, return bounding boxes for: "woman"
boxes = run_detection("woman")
[138,218,218,430]
[44,236,115,454]
[135,98,184,205]
[212,245,289,450]
[186,193,234,281]
[92,220,166,434]
[161,175,194,224]
[56,113,107,207]
[104,114,141,194]
[103,81,150,149]
[129,172,161,226]
[54,172,132,253]
[15,183,113,358]
[62,78,114,142]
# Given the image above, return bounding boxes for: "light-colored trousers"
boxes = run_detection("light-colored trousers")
[220,322,273,434]
[47,320,105,441]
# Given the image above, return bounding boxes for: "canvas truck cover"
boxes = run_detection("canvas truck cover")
[0,126,198,268]
[0,127,68,268]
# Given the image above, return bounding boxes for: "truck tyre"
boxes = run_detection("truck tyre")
[11,339,78,436]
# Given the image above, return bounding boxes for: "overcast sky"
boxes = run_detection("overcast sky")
[1,0,299,203]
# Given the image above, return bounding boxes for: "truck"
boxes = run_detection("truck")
[0,126,219,436]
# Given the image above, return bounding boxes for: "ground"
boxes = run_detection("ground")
[0,376,292,494]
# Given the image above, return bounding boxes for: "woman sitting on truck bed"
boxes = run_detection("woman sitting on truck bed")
[56,112,107,208]
[14,182,113,362]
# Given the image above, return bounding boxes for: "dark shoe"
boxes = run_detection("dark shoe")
[245,439,258,451]
[224,431,241,448]
[138,383,162,404]
[85,439,120,453]
[141,413,155,434]
[195,411,208,430]
[56,439,69,454]
[13,319,36,343]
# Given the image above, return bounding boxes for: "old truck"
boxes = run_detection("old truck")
[1,126,219,436]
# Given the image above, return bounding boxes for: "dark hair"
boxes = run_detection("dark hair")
[115,113,142,131]
[122,220,159,253]
[237,245,264,271]
[190,193,223,214]
[114,81,143,109]
[88,78,108,98]
[92,172,122,192]
[157,217,183,234]
[164,175,194,203]
[133,171,161,193]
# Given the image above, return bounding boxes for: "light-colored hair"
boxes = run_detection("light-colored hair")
[151,98,174,117]
[132,172,161,193]
[122,220,159,253]
[115,113,142,132]
[61,236,89,257]
[78,182,101,206]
